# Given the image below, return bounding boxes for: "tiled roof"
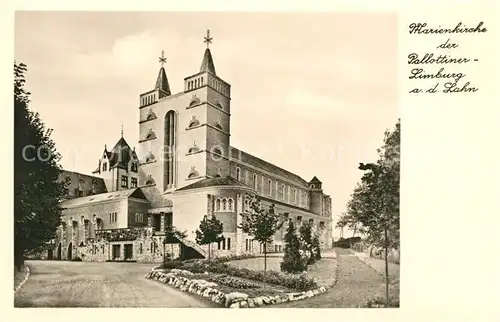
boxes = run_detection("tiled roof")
[155,67,171,95]
[176,176,248,192]
[140,185,173,208]
[309,176,322,184]
[230,147,309,187]
[60,188,147,209]
[200,48,216,75]
[59,170,107,198]
[107,137,138,169]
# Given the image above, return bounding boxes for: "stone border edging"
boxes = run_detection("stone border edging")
[14,265,31,293]
[145,268,328,308]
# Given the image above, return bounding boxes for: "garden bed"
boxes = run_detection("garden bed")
[228,256,339,287]
[146,268,327,308]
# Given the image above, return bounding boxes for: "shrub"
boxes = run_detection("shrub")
[312,236,321,260]
[211,254,257,263]
[210,274,259,289]
[333,237,362,248]
[161,260,184,270]
[187,260,317,291]
[359,296,399,308]
[281,222,307,273]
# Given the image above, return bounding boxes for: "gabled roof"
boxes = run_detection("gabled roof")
[309,176,322,184]
[200,48,216,75]
[155,67,171,95]
[107,137,138,169]
[60,188,148,209]
[230,147,309,187]
[176,176,248,192]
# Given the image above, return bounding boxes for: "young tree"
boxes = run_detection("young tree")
[280,221,307,273]
[312,235,321,260]
[238,194,283,274]
[14,62,65,271]
[298,221,315,264]
[195,214,224,260]
[338,120,400,307]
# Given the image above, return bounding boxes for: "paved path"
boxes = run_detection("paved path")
[274,248,399,308]
[14,260,215,308]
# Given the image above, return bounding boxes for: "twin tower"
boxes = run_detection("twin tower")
[137,30,232,193]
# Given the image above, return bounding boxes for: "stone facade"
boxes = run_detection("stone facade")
[52,226,180,263]
[48,34,333,262]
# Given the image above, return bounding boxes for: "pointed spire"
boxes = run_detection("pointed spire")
[121,123,124,138]
[155,50,171,95]
[200,30,216,75]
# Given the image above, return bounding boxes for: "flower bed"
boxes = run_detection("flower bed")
[146,268,327,308]
[187,260,318,291]
[210,274,260,289]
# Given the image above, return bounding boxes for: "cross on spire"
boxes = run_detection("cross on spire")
[204,29,213,48]
[159,50,167,68]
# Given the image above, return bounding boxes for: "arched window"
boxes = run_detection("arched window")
[216,199,221,211]
[145,152,155,163]
[213,148,222,155]
[228,199,233,211]
[214,122,223,130]
[164,110,176,189]
[236,167,241,181]
[253,174,257,190]
[222,199,227,211]
[268,179,272,196]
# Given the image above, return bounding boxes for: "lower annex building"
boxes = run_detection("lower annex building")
[44,31,333,263]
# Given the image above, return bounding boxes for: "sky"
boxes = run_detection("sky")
[14,11,399,238]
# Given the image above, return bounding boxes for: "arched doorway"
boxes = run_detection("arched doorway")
[47,249,54,260]
[67,242,73,260]
[57,243,62,260]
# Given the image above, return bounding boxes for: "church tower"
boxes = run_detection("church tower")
[137,30,231,193]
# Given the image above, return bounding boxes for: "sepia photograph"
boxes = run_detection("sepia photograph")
[13,11,400,308]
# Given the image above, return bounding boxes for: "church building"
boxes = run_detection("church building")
[47,30,333,263]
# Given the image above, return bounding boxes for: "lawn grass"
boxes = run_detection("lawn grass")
[227,256,338,287]
[176,271,295,297]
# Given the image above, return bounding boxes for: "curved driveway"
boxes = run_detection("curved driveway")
[14,260,215,308]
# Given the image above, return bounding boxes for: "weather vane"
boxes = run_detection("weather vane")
[204,29,213,48]
[159,50,167,67]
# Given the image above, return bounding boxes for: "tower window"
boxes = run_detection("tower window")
[268,179,272,196]
[131,177,137,188]
[131,163,138,172]
[253,174,257,190]
[121,175,128,188]
[102,163,107,171]
[236,167,241,181]
[164,110,176,189]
